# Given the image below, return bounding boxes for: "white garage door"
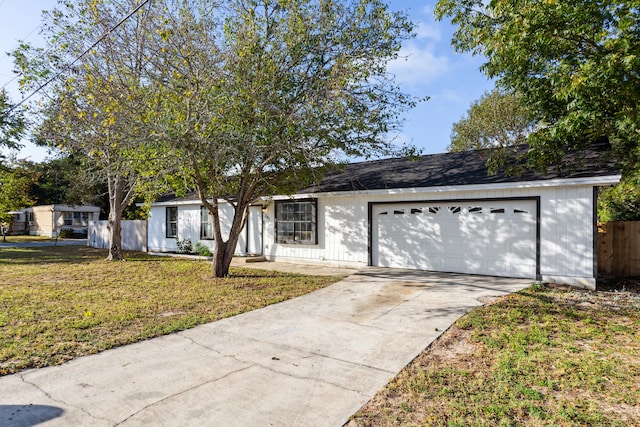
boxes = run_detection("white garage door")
[372,200,537,278]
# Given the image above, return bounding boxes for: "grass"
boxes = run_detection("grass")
[0,235,58,243]
[0,246,342,376]
[350,284,640,426]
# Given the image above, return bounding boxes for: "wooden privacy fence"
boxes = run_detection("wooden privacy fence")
[597,221,640,277]
[88,220,147,252]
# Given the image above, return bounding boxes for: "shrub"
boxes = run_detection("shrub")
[599,177,640,221]
[176,238,193,254]
[58,228,74,238]
[59,228,88,239]
[194,242,212,257]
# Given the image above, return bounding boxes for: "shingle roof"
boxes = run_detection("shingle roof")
[154,192,201,203]
[156,142,619,203]
[301,142,619,193]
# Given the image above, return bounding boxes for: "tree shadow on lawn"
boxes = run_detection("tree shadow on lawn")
[0,246,109,266]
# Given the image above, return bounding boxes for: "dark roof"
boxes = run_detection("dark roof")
[301,143,619,193]
[155,192,201,203]
[156,143,619,203]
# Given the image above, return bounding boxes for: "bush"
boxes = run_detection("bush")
[194,242,212,257]
[599,177,640,221]
[176,238,193,254]
[58,228,74,238]
[59,228,88,239]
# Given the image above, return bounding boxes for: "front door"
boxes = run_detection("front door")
[247,206,263,255]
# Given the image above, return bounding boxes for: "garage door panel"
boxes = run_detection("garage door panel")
[445,257,465,272]
[372,200,536,279]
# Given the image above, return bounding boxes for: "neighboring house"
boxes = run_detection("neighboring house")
[6,210,28,234]
[147,145,620,289]
[7,205,101,237]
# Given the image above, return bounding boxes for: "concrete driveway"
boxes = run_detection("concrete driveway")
[0,267,533,427]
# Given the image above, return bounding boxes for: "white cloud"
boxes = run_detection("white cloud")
[387,42,451,87]
[413,19,441,42]
[385,131,413,147]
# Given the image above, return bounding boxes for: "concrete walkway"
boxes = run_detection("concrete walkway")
[0,268,533,427]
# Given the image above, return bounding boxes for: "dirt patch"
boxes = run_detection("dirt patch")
[426,327,478,361]
[597,276,640,292]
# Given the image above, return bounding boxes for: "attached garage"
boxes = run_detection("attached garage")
[260,142,622,289]
[371,198,538,279]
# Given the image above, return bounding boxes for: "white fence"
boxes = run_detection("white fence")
[88,220,147,252]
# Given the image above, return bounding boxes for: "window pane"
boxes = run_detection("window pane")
[166,207,178,238]
[275,200,316,244]
[201,223,213,239]
[200,207,214,239]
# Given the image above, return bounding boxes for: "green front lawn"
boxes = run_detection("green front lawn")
[351,284,640,426]
[0,246,342,376]
[0,235,56,243]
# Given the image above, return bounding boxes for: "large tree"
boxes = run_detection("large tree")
[0,89,26,155]
[435,0,640,175]
[15,0,165,259]
[150,0,418,276]
[449,88,535,152]
[0,159,34,225]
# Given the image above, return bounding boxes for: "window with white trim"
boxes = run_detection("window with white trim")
[200,206,214,240]
[275,200,317,244]
[63,212,73,226]
[166,207,178,238]
[75,212,90,225]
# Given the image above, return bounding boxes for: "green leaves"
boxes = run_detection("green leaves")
[0,164,34,224]
[153,0,418,192]
[0,90,26,151]
[436,0,640,176]
[449,88,535,153]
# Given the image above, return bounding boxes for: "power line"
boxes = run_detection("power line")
[8,0,151,113]
[1,5,86,92]
[0,4,48,90]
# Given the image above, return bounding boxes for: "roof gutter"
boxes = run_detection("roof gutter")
[269,174,623,200]
[147,174,622,206]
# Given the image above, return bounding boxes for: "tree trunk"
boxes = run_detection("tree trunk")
[212,239,236,277]
[106,173,136,261]
[107,209,125,261]
[209,203,250,278]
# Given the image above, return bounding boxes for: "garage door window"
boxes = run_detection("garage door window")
[275,199,317,244]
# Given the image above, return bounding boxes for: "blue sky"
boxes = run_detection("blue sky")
[0,0,493,163]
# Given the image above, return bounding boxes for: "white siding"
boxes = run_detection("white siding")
[147,204,246,254]
[263,196,369,268]
[540,185,594,281]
